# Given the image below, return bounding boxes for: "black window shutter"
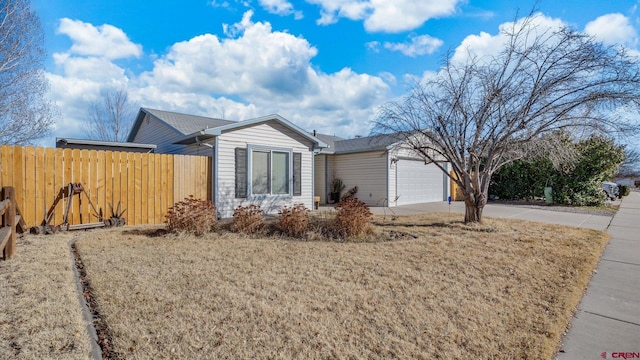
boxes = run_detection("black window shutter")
[235,148,247,198]
[293,152,302,196]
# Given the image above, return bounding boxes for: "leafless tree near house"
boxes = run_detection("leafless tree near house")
[0,0,57,145]
[374,11,640,223]
[83,88,137,142]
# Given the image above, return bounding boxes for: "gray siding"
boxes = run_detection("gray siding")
[314,154,327,204]
[131,114,187,154]
[216,121,315,217]
[333,151,388,207]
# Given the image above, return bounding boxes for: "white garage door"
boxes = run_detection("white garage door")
[396,160,444,205]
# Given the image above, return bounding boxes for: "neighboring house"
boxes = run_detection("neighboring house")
[314,133,451,207]
[614,176,639,188]
[127,108,326,217]
[56,137,156,153]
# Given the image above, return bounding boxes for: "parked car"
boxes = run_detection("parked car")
[602,182,619,200]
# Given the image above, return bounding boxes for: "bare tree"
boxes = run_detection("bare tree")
[374,12,640,223]
[0,0,57,144]
[617,148,640,178]
[83,88,137,142]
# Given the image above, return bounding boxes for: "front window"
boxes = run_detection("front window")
[251,150,289,195]
[271,151,289,194]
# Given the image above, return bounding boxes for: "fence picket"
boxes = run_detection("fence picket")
[24,147,36,226]
[0,145,210,226]
[35,147,45,225]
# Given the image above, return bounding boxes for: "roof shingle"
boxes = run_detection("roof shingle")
[143,108,236,136]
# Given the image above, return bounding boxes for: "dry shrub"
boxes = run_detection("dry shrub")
[165,196,217,235]
[341,186,358,201]
[277,204,310,237]
[335,197,373,238]
[232,204,264,234]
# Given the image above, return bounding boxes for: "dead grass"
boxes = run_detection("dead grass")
[0,232,91,359]
[72,213,609,359]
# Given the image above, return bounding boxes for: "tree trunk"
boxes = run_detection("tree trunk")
[464,191,486,223]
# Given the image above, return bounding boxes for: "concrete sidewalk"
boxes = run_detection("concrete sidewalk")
[557,192,640,359]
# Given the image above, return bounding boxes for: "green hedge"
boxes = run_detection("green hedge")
[618,184,631,197]
[490,135,625,206]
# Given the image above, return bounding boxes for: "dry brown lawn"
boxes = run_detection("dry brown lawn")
[0,232,91,359]
[72,213,609,359]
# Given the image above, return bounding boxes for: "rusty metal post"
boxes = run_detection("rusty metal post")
[4,187,16,259]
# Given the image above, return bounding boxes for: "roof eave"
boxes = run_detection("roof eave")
[201,114,328,148]
[173,131,217,145]
[56,137,157,149]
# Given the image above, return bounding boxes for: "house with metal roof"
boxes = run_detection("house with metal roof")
[314,132,451,207]
[127,108,327,217]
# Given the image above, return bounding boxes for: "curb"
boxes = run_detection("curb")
[68,237,102,360]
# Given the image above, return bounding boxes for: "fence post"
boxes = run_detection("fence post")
[4,187,16,258]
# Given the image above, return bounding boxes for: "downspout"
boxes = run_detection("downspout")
[311,144,315,211]
[324,154,329,204]
[213,137,219,211]
[386,151,390,207]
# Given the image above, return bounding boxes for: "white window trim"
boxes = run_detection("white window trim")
[247,145,294,199]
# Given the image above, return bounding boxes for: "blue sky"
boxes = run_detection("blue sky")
[31,0,640,145]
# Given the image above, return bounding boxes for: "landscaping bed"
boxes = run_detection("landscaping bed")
[70,213,609,359]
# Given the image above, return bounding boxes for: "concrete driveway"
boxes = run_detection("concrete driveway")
[367,201,613,230]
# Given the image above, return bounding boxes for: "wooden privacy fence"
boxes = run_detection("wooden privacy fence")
[0,145,211,227]
[1,187,26,259]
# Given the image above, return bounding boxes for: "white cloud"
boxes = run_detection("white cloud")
[133,85,258,120]
[259,0,303,19]
[57,18,142,59]
[308,0,462,33]
[145,12,319,98]
[47,13,391,141]
[384,35,443,57]
[366,41,380,52]
[585,13,638,47]
[210,0,230,8]
[452,13,566,64]
[139,11,390,134]
[52,54,128,84]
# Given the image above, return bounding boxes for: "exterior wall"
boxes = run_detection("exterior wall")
[333,151,389,207]
[614,178,636,187]
[130,114,186,154]
[216,121,315,218]
[314,154,327,204]
[388,147,450,206]
[388,153,397,206]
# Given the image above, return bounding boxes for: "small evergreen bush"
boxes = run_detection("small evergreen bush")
[232,204,264,234]
[165,196,217,235]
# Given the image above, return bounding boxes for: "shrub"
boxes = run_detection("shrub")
[165,196,217,235]
[490,134,625,206]
[334,198,373,238]
[341,186,358,201]
[618,184,631,197]
[232,204,264,234]
[277,204,310,237]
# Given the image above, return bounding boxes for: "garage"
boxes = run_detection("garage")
[396,159,446,205]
